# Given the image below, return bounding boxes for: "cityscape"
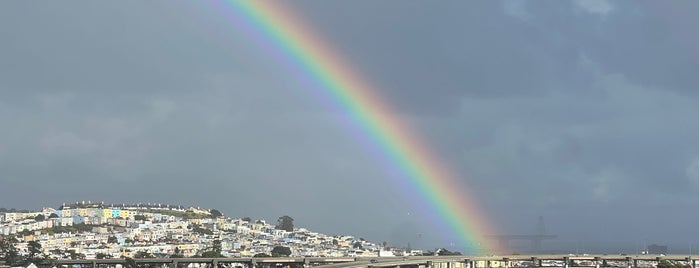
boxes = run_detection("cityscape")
[2,1,699,268]
[0,201,691,268]
[0,201,411,261]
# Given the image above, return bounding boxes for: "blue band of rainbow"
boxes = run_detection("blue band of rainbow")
[217,1,499,254]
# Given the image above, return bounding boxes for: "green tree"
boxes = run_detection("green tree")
[210,209,223,218]
[171,247,182,258]
[108,236,118,244]
[200,250,224,258]
[435,248,461,256]
[276,216,294,232]
[242,217,252,222]
[212,239,222,253]
[96,253,110,259]
[353,241,363,249]
[134,251,153,258]
[66,249,85,260]
[271,246,291,257]
[253,253,270,258]
[199,239,224,258]
[27,241,43,261]
[48,213,59,219]
[34,214,46,222]
[190,224,213,235]
[134,215,147,221]
[0,237,20,265]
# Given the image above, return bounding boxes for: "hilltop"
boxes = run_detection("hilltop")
[0,201,424,265]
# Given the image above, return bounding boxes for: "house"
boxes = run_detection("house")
[59,217,73,226]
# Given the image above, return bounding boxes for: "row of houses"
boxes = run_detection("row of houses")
[2,206,210,224]
[2,206,420,259]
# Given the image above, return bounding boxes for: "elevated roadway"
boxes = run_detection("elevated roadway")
[44,254,696,268]
[320,254,698,268]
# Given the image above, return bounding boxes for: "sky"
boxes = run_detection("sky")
[1,0,699,254]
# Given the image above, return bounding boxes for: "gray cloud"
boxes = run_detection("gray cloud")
[1,0,698,253]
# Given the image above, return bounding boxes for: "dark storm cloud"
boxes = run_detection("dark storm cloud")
[290,1,597,113]
[1,0,698,252]
[290,0,699,249]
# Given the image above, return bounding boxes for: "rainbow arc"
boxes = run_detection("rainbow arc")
[217,1,500,254]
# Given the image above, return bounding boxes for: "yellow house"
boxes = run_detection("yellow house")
[102,209,113,219]
[119,210,133,219]
[24,234,35,242]
[79,208,88,217]
[61,209,73,217]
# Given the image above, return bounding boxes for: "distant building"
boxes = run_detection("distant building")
[647,244,668,254]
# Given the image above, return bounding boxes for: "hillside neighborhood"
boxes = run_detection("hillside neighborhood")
[0,202,423,265]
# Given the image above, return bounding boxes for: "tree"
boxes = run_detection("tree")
[200,250,224,258]
[171,247,182,258]
[197,239,224,258]
[34,214,46,222]
[435,248,461,256]
[48,213,59,219]
[271,246,291,257]
[134,251,153,258]
[253,253,270,258]
[96,253,110,259]
[66,249,85,260]
[212,239,222,253]
[134,215,147,221]
[0,237,20,265]
[276,215,294,232]
[191,224,213,235]
[210,209,223,218]
[242,217,252,222]
[353,241,363,249]
[108,236,118,244]
[28,241,43,260]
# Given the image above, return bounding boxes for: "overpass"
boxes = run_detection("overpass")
[329,255,699,268]
[40,255,699,268]
[43,257,354,268]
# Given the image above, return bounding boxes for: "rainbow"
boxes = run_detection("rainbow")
[216,1,500,254]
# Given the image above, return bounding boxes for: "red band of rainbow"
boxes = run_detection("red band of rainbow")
[217,1,500,254]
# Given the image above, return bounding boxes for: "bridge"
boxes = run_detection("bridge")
[37,255,699,268]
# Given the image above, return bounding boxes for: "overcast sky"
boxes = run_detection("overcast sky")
[1,1,699,254]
